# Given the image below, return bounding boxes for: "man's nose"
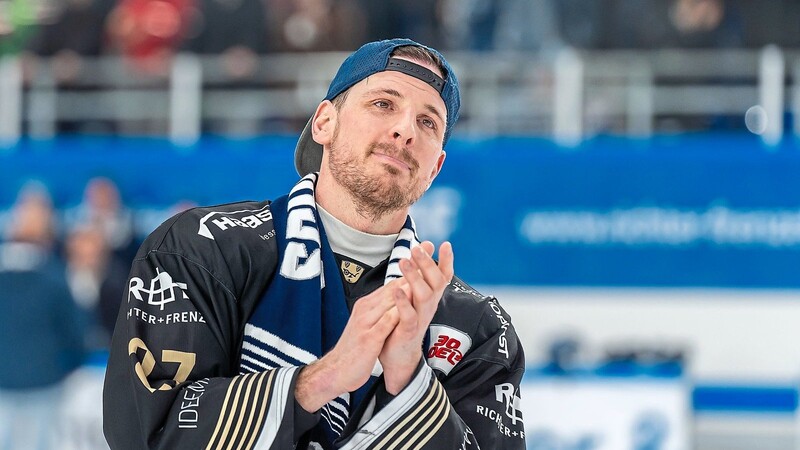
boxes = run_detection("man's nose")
[391,111,416,147]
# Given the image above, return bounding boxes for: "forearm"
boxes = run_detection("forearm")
[382,350,421,395]
[104,358,316,449]
[295,357,341,412]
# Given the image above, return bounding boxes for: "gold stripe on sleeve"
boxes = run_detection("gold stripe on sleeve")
[205,376,244,450]
[234,371,269,450]
[371,378,441,450]
[214,373,251,450]
[242,370,276,450]
[224,373,260,450]
[408,388,451,450]
[393,382,447,449]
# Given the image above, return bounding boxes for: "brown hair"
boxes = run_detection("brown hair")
[390,45,446,79]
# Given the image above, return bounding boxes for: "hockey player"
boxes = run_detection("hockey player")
[103,38,526,449]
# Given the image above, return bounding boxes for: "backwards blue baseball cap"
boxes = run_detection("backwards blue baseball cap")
[294,38,461,176]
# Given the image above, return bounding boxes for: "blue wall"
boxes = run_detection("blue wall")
[3,133,800,288]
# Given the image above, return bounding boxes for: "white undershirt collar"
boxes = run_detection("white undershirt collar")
[316,203,398,268]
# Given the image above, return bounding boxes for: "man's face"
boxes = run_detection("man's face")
[324,60,448,218]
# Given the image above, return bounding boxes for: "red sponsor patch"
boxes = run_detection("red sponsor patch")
[427,334,464,365]
[426,325,472,374]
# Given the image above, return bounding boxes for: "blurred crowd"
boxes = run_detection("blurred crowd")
[0,0,797,137]
[1,0,800,69]
[0,177,166,447]
[0,178,139,353]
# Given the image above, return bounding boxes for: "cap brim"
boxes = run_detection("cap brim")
[294,117,323,177]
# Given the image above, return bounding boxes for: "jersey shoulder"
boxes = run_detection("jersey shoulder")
[437,275,510,331]
[428,276,521,374]
[134,200,278,297]
[139,200,275,254]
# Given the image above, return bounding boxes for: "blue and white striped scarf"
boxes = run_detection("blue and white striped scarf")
[239,173,420,446]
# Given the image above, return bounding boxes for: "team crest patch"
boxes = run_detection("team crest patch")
[341,261,364,284]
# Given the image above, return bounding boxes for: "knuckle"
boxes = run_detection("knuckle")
[354,314,369,328]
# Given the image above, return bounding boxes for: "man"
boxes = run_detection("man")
[103,38,526,449]
[0,186,86,449]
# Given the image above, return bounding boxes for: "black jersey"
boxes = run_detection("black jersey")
[103,200,526,449]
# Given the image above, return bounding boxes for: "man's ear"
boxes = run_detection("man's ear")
[427,150,447,190]
[311,100,336,146]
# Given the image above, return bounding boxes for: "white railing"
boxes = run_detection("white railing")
[1,47,799,146]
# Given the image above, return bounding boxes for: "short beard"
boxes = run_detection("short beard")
[328,126,427,221]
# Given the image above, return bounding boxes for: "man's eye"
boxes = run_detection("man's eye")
[421,118,436,129]
[374,100,390,108]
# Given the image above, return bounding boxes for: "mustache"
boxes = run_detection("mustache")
[369,142,419,171]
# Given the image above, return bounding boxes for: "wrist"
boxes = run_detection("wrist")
[382,352,422,395]
[295,358,339,413]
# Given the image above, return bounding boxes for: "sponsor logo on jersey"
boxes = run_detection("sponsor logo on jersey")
[451,280,482,298]
[178,378,209,429]
[426,325,472,375]
[197,205,273,240]
[475,384,525,439]
[128,268,189,310]
[459,428,476,450]
[127,269,206,325]
[495,383,523,426]
[127,307,206,325]
[340,260,365,284]
[489,300,510,358]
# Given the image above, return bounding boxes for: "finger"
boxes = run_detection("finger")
[385,276,412,297]
[438,241,455,283]
[385,278,412,302]
[392,284,418,333]
[372,304,400,337]
[357,285,405,325]
[419,241,435,257]
[387,277,409,290]
[399,257,433,305]
[399,280,411,297]
[411,244,447,289]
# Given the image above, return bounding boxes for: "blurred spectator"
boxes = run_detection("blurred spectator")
[356,0,439,48]
[442,0,561,52]
[0,0,39,55]
[667,0,743,48]
[25,0,115,58]
[65,225,128,350]
[275,0,367,51]
[390,0,441,47]
[439,0,497,50]
[106,0,196,74]
[182,0,268,55]
[1,183,57,246]
[65,177,138,264]
[0,185,86,450]
[609,0,743,49]
[735,0,800,48]
[20,0,117,134]
[553,0,610,49]
[282,0,334,50]
[494,0,562,52]
[463,0,500,50]
[181,0,269,88]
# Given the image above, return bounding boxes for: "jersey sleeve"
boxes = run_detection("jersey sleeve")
[102,209,319,450]
[335,298,526,449]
